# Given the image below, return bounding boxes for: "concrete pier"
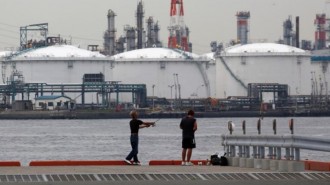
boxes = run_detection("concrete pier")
[0,159,329,185]
[0,165,329,185]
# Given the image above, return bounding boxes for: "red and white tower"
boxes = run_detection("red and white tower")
[314,14,326,50]
[236,11,250,45]
[168,0,190,51]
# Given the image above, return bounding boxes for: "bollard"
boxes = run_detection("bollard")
[257,119,261,135]
[238,120,246,157]
[289,118,294,134]
[273,119,277,135]
[228,121,233,135]
[242,120,246,135]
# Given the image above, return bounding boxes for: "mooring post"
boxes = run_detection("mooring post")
[228,121,233,135]
[289,119,294,135]
[242,120,246,135]
[227,121,235,157]
[273,119,277,135]
[289,118,294,160]
[257,119,261,158]
[257,118,261,135]
[269,119,277,159]
[241,120,246,157]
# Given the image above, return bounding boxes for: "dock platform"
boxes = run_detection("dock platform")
[0,165,329,185]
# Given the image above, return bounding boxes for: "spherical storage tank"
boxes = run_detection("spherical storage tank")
[215,43,311,99]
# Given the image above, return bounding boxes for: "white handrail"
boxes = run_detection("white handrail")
[221,134,330,160]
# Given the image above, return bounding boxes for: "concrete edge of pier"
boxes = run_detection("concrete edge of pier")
[0,159,329,174]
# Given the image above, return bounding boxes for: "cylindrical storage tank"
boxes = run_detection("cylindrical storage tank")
[2,45,109,84]
[2,46,216,104]
[311,49,330,91]
[1,45,110,103]
[111,48,213,99]
[215,43,311,99]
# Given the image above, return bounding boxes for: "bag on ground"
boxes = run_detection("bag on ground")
[210,154,221,165]
[219,153,228,166]
[210,152,228,166]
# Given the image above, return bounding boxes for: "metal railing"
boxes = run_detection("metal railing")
[221,119,330,161]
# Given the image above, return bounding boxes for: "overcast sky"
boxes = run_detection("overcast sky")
[0,0,329,54]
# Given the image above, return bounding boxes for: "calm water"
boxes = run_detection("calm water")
[0,117,329,166]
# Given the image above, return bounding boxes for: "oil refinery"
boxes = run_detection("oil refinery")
[1,0,330,117]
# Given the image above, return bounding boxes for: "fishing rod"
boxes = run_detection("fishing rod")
[150,118,161,127]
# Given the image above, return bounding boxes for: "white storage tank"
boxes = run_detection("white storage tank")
[1,45,110,103]
[1,45,108,85]
[311,49,330,96]
[111,48,213,99]
[215,43,311,99]
[1,46,216,103]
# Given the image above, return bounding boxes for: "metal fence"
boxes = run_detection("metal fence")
[221,119,330,161]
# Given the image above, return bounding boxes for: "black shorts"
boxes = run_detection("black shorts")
[182,138,196,149]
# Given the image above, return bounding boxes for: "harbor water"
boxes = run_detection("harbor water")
[0,117,329,166]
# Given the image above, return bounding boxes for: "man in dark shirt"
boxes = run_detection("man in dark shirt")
[180,110,197,166]
[125,110,154,165]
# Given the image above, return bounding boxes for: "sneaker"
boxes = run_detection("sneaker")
[186,162,194,166]
[124,159,132,165]
[181,161,186,166]
[133,161,141,166]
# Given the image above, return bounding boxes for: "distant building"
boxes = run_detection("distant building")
[12,100,33,111]
[35,95,74,110]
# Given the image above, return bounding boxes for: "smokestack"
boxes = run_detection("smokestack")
[315,14,327,49]
[103,9,116,56]
[296,16,300,48]
[136,1,144,49]
[236,11,250,45]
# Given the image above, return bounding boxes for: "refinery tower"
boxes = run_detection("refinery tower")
[168,0,192,52]
[314,14,327,50]
[102,1,162,56]
[236,11,250,45]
